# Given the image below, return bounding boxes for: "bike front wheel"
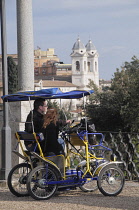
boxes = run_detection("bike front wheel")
[7,162,31,197]
[97,165,125,196]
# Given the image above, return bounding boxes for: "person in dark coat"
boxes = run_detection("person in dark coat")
[25,98,48,151]
[43,108,65,156]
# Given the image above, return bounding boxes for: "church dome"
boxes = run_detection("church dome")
[72,38,85,50]
[85,40,96,51]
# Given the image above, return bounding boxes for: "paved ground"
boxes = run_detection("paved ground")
[0,181,138,210]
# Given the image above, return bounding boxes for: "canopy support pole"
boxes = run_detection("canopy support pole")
[29,96,34,133]
[83,93,88,140]
[0,0,11,180]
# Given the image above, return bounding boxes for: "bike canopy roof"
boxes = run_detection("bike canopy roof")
[1,88,94,102]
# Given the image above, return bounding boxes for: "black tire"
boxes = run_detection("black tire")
[97,165,125,196]
[7,163,31,197]
[27,165,58,200]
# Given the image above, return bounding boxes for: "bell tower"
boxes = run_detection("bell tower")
[85,39,99,87]
[71,38,99,89]
[71,38,87,89]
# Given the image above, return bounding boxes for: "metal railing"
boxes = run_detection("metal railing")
[103,132,139,181]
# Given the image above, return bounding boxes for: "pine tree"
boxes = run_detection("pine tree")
[7,56,18,94]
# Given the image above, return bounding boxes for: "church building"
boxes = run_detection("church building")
[71,38,99,90]
[34,37,99,91]
[36,38,99,116]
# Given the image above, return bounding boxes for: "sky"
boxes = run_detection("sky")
[1,0,139,80]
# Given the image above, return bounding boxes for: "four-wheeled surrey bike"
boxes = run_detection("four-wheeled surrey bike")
[2,88,125,200]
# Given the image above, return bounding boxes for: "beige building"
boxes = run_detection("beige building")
[99,79,111,90]
[0,48,60,81]
[34,48,59,76]
[56,64,72,76]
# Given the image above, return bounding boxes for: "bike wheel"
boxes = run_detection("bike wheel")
[97,165,125,196]
[78,161,98,192]
[7,162,31,197]
[27,165,58,200]
[79,179,98,192]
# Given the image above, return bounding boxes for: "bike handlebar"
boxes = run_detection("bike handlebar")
[62,123,83,135]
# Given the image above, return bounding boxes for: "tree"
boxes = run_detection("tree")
[7,56,18,94]
[86,56,139,132]
[86,91,123,132]
[87,79,99,92]
[111,56,139,132]
[47,99,71,120]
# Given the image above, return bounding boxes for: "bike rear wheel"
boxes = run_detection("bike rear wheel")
[27,165,58,200]
[7,163,31,197]
[97,165,125,196]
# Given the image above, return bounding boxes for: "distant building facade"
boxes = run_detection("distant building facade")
[0,38,99,88]
[0,38,111,113]
[0,48,60,81]
[34,48,59,76]
[99,79,111,90]
[56,63,72,76]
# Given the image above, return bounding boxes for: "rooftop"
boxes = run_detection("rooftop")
[35,80,77,87]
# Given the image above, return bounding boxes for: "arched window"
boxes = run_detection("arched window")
[95,62,97,71]
[84,61,86,71]
[87,62,90,72]
[76,61,80,71]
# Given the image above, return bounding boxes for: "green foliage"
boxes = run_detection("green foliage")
[87,79,99,92]
[86,91,123,131]
[86,56,139,132]
[47,100,71,120]
[47,100,59,109]
[58,109,71,121]
[7,56,18,94]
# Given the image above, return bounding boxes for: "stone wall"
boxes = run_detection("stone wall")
[0,101,33,168]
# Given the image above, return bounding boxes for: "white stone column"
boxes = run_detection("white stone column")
[14,1,34,166]
[16,0,34,91]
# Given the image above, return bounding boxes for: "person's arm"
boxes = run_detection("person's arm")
[66,119,71,124]
[58,119,71,126]
[25,112,33,133]
[33,111,45,133]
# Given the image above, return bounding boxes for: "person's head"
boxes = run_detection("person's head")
[34,98,47,114]
[43,108,58,128]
